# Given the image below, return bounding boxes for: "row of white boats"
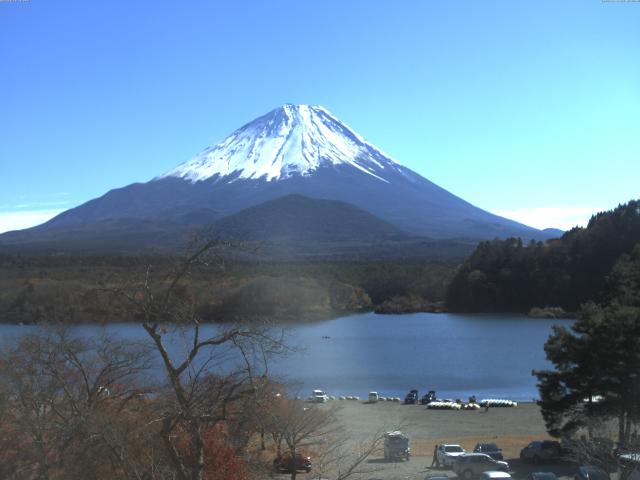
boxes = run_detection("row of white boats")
[304,390,518,408]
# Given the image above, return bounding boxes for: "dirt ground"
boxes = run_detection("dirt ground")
[272,400,610,480]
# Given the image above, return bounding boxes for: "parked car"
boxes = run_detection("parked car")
[520,440,562,464]
[574,466,610,480]
[619,453,640,480]
[474,443,504,461]
[383,431,410,461]
[453,453,510,479]
[421,390,437,404]
[480,471,512,480]
[309,389,329,403]
[436,444,466,467]
[273,453,312,473]
[405,389,419,404]
[529,472,559,480]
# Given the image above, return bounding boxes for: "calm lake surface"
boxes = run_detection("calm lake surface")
[0,312,571,402]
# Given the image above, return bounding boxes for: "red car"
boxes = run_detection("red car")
[273,452,312,473]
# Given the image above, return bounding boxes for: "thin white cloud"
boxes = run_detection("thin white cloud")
[0,209,64,234]
[493,206,603,231]
[13,200,69,209]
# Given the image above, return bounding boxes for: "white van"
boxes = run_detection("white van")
[368,392,379,403]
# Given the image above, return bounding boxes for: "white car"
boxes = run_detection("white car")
[310,389,330,403]
[436,444,466,467]
[480,472,512,480]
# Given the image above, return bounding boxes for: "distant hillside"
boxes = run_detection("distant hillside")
[446,200,640,312]
[208,194,479,261]
[0,195,477,262]
[0,217,197,254]
[214,194,404,242]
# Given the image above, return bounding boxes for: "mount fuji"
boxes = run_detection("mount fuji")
[0,104,557,253]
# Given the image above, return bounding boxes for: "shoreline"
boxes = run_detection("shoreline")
[0,307,562,325]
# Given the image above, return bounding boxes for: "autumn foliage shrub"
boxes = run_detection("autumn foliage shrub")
[202,428,249,480]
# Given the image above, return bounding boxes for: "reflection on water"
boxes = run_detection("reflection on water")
[0,312,571,402]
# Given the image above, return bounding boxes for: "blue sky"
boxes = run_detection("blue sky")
[1,0,638,233]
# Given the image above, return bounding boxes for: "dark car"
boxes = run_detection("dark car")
[421,390,437,405]
[474,443,504,461]
[273,453,312,473]
[529,472,558,480]
[520,441,562,464]
[574,466,610,480]
[405,389,419,404]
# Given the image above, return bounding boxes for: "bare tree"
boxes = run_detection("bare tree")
[116,238,286,480]
[0,328,158,480]
[260,395,396,480]
[262,396,341,480]
[313,427,389,480]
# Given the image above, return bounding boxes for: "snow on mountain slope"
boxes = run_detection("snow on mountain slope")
[158,104,403,183]
[0,103,561,251]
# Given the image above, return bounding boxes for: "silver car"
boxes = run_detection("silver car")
[436,444,466,467]
[453,453,510,479]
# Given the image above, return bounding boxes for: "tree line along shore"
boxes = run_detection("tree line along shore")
[2,200,640,325]
[0,255,455,324]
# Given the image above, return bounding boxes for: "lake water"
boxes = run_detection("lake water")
[0,312,571,402]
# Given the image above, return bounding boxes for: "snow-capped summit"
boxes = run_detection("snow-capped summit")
[159,104,403,183]
[0,103,560,251]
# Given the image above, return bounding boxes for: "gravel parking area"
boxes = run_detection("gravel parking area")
[272,401,599,480]
[333,400,550,457]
